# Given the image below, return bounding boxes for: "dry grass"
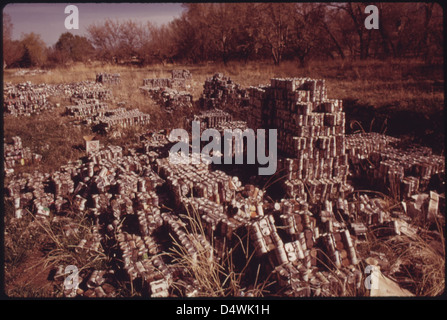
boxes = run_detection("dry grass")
[355,208,445,297]
[3,108,88,176]
[5,58,443,113]
[4,204,109,297]
[167,205,273,297]
[385,234,445,296]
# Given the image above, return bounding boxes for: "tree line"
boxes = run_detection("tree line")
[3,3,443,68]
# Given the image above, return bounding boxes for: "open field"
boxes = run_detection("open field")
[5,59,443,151]
[3,59,445,298]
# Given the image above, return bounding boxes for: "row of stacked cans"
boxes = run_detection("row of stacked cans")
[192,108,233,134]
[96,73,121,84]
[141,69,191,91]
[96,108,150,129]
[345,132,445,199]
[3,82,51,116]
[4,136,42,169]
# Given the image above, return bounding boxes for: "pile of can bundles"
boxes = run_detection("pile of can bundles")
[96,158,204,298]
[52,267,119,298]
[209,120,250,159]
[155,157,240,207]
[141,78,173,89]
[4,136,42,172]
[96,73,121,84]
[5,142,173,296]
[65,102,110,122]
[237,197,363,297]
[140,69,192,91]
[5,170,51,219]
[274,262,362,297]
[181,183,267,243]
[3,81,53,116]
[153,154,364,296]
[3,80,114,116]
[5,162,74,220]
[323,191,433,244]
[69,81,113,103]
[215,120,248,134]
[200,73,250,119]
[402,191,444,224]
[45,80,109,101]
[148,87,193,113]
[192,108,233,132]
[65,102,150,131]
[96,108,150,130]
[114,217,173,297]
[347,193,405,237]
[270,189,424,297]
[189,109,248,158]
[141,131,173,162]
[83,150,169,296]
[5,144,163,219]
[171,69,192,80]
[85,146,165,204]
[345,132,400,162]
[345,132,445,200]
[139,70,193,113]
[3,135,417,297]
[170,69,192,90]
[159,211,217,296]
[247,78,352,204]
[82,148,171,297]
[242,200,362,297]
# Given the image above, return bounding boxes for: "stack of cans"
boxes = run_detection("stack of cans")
[96,73,121,84]
[246,77,352,203]
[193,109,233,132]
[4,136,41,169]
[141,69,191,91]
[200,73,250,119]
[346,132,445,199]
[96,108,150,130]
[3,82,52,116]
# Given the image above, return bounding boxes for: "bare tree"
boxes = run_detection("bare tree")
[80,3,442,66]
[320,5,346,60]
[233,3,264,63]
[181,3,215,63]
[117,20,149,62]
[3,12,23,67]
[146,22,176,65]
[258,3,295,65]
[289,3,332,66]
[329,3,372,60]
[87,19,122,63]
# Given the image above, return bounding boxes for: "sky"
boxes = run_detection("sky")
[3,3,185,46]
